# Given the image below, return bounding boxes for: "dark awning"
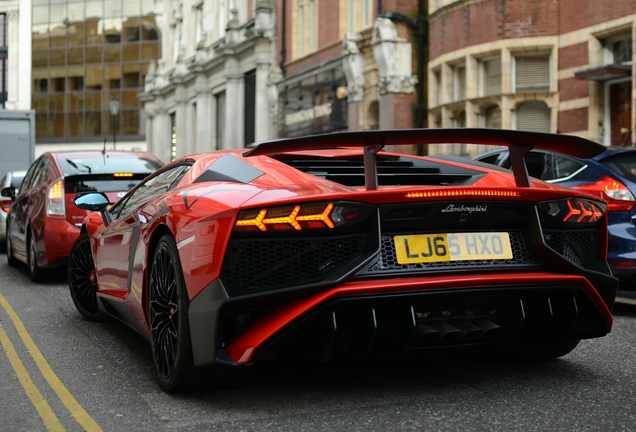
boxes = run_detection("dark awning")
[574,64,632,81]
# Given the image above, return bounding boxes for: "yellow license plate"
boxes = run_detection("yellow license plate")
[394,232,513,264]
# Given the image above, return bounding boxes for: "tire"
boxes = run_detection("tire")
[6,227,18,267]
[67,232,109,322]
[149,234,252,392]
[27,232,46,282]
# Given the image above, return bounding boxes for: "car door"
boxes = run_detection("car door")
[9,156,48,260]
[92,164,191,295]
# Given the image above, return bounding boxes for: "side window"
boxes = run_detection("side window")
[30,158,49,188]
[111,165,191,218]
[550,155,586,182]
[523,152,547,179]
[19,157,45,194]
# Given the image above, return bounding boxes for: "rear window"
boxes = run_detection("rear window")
[599,153,636,183]
[58,155,163,175]
[65,178,144,194]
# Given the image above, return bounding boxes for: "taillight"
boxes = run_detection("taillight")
[0,199,11,213]
[571,175,635,211]
[406,189,525,198]
[611,261,635,268]
[46,178,66,219]
[538,198,606,223]
[234,202,372,232]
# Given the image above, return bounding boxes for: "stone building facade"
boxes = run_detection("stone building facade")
[428,0,636,156]
[139,0,277,162]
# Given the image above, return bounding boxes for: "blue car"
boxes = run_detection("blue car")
[475,146,636,290]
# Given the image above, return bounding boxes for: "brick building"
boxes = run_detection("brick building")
[273,0,423,143]
[428,0,636,155]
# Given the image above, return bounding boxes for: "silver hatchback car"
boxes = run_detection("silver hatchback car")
[0,170,27,246]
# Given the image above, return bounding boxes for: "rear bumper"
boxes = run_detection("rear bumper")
[42,218,80,267]
[189,272,617,367]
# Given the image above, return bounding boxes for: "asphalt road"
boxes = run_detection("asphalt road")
[1,261,635,431]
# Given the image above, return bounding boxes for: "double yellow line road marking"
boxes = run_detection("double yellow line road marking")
[0,293,102,431]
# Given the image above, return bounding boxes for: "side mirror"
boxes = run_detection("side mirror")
[74,192,113,226]
[1,186,16,201]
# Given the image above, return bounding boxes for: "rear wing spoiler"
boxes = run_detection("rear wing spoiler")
[243,128,607,190]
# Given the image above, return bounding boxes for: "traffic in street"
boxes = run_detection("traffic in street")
[1,261,635,431]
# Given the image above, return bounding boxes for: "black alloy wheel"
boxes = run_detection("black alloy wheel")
[67,232,109,322]
[149,234,253,392]
[149,234,196,391]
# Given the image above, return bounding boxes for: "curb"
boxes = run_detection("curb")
[613,297,636,314]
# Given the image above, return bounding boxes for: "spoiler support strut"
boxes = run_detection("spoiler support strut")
[364,144,385,191]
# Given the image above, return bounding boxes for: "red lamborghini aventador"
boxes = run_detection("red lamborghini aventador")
[67,129,618,392]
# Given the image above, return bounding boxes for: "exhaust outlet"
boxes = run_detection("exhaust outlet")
[414,322,441,341]
[453,319,485,340]
[427,321,463,341]
[473,318,502,338]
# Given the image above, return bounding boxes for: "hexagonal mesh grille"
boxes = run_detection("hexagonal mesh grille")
[221,234,366,296]
[357,230,538,276]
[542,229,598,270]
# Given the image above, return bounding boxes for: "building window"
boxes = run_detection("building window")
[219,0,227,38]
[244,70,256,146]
[295,0,318,58]
[298,0,304,57]
[515,101,550,133]
[514,54,550,93]
[347,0,355,33]
[479,56,501,97]
[191,101,197,151]
[216,91,226,150]
[0,13,7,109]
[195,4,204,46]
[362,0,372,28]
[309,0,316,52]
[453,64,466,102]
[606,34,633,64]
[170,112,177,161]
[433,70,442,107]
